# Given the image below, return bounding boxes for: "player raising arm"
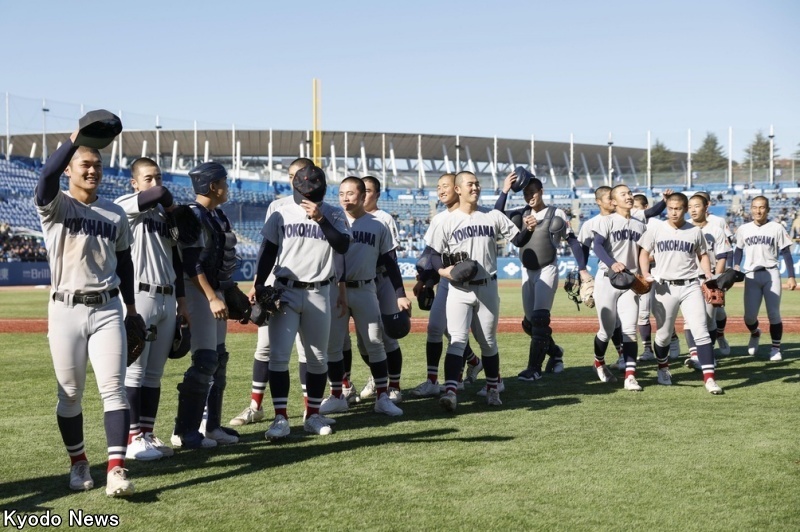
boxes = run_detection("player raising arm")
[34,112,138,496]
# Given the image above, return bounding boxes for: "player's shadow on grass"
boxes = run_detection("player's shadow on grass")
[712,342,799,391]
[0,428,512,509]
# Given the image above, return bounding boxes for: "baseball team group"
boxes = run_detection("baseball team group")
[35,113,796,497]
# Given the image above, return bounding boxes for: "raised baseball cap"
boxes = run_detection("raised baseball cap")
[74,110,123,150]
[293,165,327,204]
[512,166,534,193]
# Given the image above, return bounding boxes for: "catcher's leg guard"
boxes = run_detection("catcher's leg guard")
[521,316,532,336]
[174,348,218,436]
[527,310,552,372]
[205,347,229,432]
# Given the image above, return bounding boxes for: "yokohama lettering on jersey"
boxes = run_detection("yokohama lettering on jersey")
[429,206,519,279]
[342,212,393,281]
[36,190,131,294]
[263,201,350,282]
[115,192,177,286]
[734,220,792,271]
[637,222,707,280]
[595,213,647,272]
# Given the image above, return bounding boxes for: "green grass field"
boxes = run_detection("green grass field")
[1,287,799,530]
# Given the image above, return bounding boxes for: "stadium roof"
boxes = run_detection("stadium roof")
[7,129,685,176]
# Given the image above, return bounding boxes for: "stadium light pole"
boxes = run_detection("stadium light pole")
[155,115,162,167]
[42,99,49,163]
[607,132,613,187]
[769,124,774,186]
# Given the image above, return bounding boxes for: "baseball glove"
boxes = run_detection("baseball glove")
[417,280,435,311]
[250,285,284,326]
[224,283,252,323]
[125,314,147,367]
[579,275,595,308]
[631,273,653,295]
[702,279,725,307]
[564,269,582,310]
[167,205,202,244]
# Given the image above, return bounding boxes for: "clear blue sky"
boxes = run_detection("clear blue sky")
[2,0,798,160]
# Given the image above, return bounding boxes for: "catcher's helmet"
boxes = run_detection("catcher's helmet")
[382,310,411,339]
[189,162,227,195]
[168,315,191,359]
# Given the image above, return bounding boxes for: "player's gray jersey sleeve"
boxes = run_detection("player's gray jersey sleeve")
[637,228,655,253]
[113,204,132,252]
[115,192,143,218]
[494,210,520,242]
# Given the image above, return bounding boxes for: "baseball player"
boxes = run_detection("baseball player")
[683,194,730,369]
[409,173,485,398]
[578,186,626,366]
[253,165,350,439]
[230,157,314,427]
[733,196,797,361]
[115,157,189,460]
[319,176,408,417]
[35,125,137,496]
[495,171,592,381]
[355,176,405,401]
[590,184,649,390]
[638,193,723,394]
[171,162,241,449]
[631,193,683,363]
[429,171,526,411]
[694,191,735,355]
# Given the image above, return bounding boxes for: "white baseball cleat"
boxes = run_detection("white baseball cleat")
[342,383,361,404]
[69,460,94,491]
[465,359,484,383]
[170,431,217,449]
[704,378,724,395]
[769,348,782,361]
[624,375,642,391]
[486,388,502,406]
[683,355,701,370]
[551,360,565,373]
[439,391,458,412]
[126,434,163,461]
[716,336,731,356]
[657,367,672,386]
[409,379,441,398]
[144,433,174,458]
[319,394,349,414]
[477,378,505,396]
[360,377,376,400]
[638,348,655,362]
[388,387,403,404]
[264,415,290,441]
[230,405,265,426]
[596,364,617,383]
[375,393,403,416]
[205,427,239,445]
[304,414,333,436]
[105,467,134,498]
[747,329,761,356]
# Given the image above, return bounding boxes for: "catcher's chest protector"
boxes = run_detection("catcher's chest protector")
[520,206,560,270]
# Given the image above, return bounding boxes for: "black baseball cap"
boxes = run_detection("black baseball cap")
[293,165,327,204]
[74,110,123,150]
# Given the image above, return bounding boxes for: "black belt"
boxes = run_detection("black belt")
[138,282,174,295]
[753,266,777,271]
[662,278,697,286]
[454,274,497,287]
[53,288,119,306]
[345,279,373,288]
[278,277,332,290]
